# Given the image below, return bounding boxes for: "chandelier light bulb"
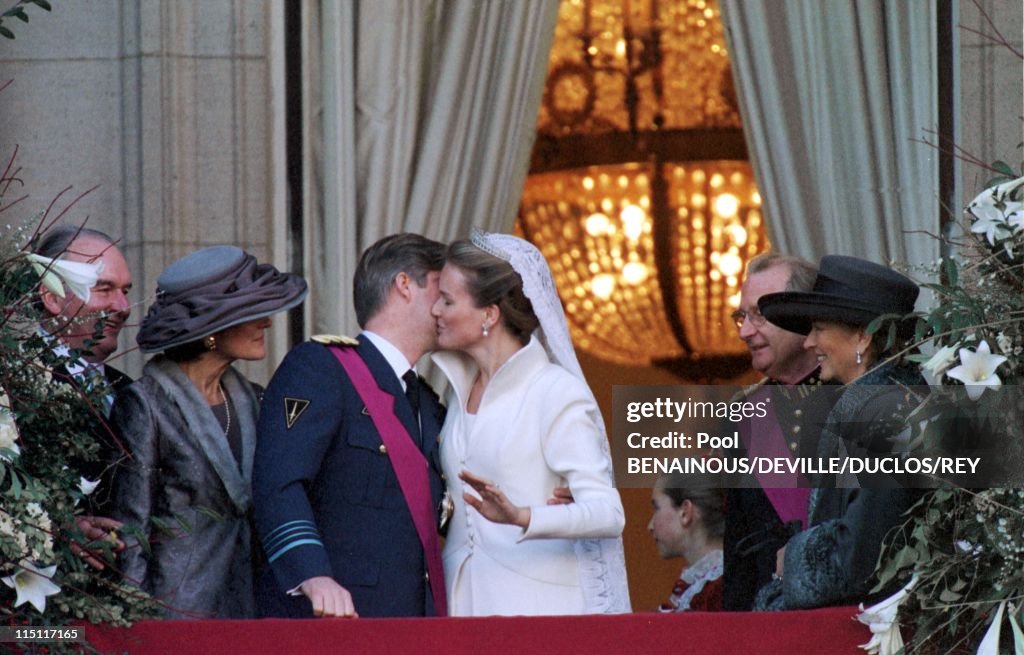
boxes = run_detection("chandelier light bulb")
[717,250,743,277]
[620,204,646,240]
[585,212,611,237]
[726,223,748,246]
[622,261,649,285]
[713,193,739,218]
[592,273,616,299]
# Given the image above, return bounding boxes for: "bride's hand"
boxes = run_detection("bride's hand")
[459,469,531,528]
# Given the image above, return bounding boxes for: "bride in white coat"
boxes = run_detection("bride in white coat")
[430,230,630,616]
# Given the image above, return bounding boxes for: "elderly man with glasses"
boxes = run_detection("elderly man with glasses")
[731,254,820,385]
[723,253,840,611]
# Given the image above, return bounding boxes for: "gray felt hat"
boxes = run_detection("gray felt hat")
[136,245,308,353]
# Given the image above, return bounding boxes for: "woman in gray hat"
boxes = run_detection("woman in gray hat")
[111,245,306,619]
[752,255,924,611]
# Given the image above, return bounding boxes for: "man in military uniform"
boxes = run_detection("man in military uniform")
[252,233,447,618]
[723,253,839,610]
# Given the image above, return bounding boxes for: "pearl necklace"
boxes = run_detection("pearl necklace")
[218,383,231,436]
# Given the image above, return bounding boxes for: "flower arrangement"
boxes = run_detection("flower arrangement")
[1,167,160,648]
[864,167,1024,655]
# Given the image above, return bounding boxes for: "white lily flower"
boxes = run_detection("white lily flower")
[78,477,100,496]
[25,253,103,303]
[966,176,1024,245]
[1008,608,1024,655]
[946,340,1008,401]
[1,561,61,613]
[921,343,959,379]
[857,576,916,655]
[985,175,1024,200]
[968,212,1011,246]
[977,599,1006,655]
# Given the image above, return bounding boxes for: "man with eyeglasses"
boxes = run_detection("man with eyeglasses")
[724,253,839,611]
[731,254,819,385]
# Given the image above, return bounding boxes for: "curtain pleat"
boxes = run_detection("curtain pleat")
[308,0,559,336]
[720,0,939,271]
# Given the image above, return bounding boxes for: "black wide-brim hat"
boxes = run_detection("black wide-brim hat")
[137,245,308,353]
[758,255,919,335]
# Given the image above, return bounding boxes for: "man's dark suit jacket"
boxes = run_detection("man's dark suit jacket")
[723,371,838,611]
[54,362,133,514]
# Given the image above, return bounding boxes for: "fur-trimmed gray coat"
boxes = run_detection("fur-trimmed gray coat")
[755,362,924,610]
[111,357,259,618]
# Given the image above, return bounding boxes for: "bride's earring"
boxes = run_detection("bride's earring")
[481,322,489,337]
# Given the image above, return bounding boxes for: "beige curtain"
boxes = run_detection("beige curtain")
[720,0,940,270]
[305,0,559,336]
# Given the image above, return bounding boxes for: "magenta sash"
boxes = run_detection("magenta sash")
[740,385,810,530]
[329,346,447,616]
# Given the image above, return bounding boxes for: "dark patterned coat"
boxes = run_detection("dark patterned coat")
[251,336,445,618]
[754,362,925,610]
[111,357,260,618]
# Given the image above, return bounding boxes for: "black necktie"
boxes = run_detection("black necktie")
[402,369,421,420]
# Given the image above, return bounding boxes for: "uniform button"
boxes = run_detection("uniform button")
[792,425,801,434]
[379,444,388,454]
[790,442,798,451]
[794,409,803,417]
[424,572,429,582]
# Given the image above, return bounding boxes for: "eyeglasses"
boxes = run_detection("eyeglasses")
[730,307,767,330]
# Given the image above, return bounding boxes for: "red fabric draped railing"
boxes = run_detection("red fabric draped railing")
[84,606,870,654]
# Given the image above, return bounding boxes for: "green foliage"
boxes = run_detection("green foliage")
[876,490,1024,653]
[1,166,160,649]
[872,167,1024,653]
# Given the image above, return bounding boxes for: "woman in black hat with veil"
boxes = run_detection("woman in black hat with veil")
[753,255,924,610]
[111,246,306,618]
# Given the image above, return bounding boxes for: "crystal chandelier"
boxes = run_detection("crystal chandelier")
[517,0,769,379]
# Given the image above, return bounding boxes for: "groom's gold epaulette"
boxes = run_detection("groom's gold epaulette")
[311,334,359,346]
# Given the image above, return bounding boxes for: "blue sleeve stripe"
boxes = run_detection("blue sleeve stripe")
[267,538,324,564]
[262,525,322,553]
[263,519,317,542]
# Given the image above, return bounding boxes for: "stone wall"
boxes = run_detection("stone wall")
[0,1,285,382]
[958,0,1023,198]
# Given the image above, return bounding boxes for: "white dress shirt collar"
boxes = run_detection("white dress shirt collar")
[361,331,414,390]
